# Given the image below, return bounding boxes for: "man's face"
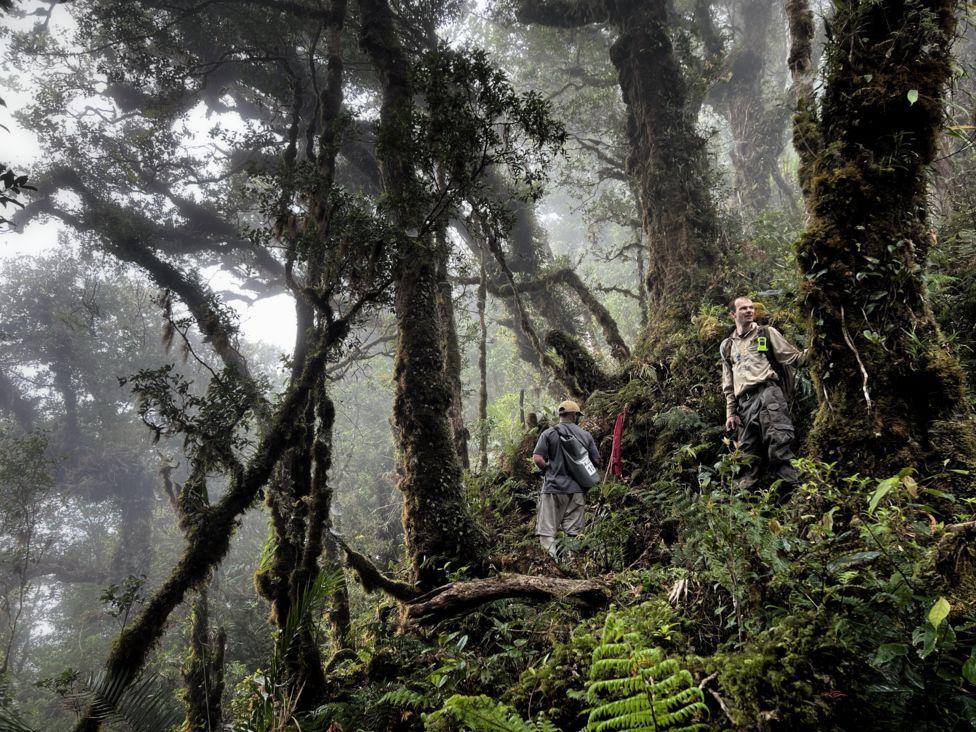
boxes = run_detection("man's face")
[730,298,755,328]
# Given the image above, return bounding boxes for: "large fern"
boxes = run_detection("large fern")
[584,612,708,732]
[0,706,35,732]
[63,670,181,731]
[424,694,558,732]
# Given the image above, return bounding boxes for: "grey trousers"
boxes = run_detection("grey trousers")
[535,492,586,559]
[735,382,800,489]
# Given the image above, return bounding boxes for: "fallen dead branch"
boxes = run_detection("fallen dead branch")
[404,573,611,624]
[334,534,611,622]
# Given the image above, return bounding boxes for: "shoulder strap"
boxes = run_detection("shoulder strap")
[549,424,566,453]
[758,325,776,368]
[720,336,733,366]
[554,423,575,441]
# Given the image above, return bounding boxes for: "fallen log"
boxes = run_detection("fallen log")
[404,573,611,624]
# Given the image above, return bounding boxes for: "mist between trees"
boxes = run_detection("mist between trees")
[1,0,976,728]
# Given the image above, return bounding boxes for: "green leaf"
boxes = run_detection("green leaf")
[963,652,976,685]
[868,476,898,514]
[913,623,938,659]
[873,643,908,665]
[907,89,919,105]
[928,597,950,627]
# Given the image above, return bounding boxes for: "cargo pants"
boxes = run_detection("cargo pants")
[735,381,799,490]
[536,492,585,560]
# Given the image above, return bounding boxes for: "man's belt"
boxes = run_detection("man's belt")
[737,379,776,403]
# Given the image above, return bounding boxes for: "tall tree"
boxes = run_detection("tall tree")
[789,0,976,472]
[518,0,721,325]
[705,0,796,211]
[358,0,488,588]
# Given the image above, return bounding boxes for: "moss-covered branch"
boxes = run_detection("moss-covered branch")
[460,267,631,364]
[481,226,578,393]
[332,534,421,602]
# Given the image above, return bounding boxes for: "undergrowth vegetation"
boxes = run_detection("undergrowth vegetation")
[225,304,976,730]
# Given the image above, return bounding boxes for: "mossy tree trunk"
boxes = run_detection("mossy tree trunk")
[359,0,487,588]
[707,0,793,212]
[162,457,225,732]
[181,588,225,732]
[477,252,489,471]
[255,0,353,702]
[259,406,330,710]
[790,0,976,473]
[608,0,720,324]
[436,228,471,469]
[518,0,721,328]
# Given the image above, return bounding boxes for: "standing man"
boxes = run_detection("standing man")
[532,400,601,561]
[721,297,809,491]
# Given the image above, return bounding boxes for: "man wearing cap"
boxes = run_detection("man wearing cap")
[721,296,809,491]
[531,400,601,561]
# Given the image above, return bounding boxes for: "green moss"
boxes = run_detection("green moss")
[710,613,832,729]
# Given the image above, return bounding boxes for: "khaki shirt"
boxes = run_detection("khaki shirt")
[721,323,809,418]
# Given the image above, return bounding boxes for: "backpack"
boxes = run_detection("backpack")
[721,325,796,407]
[553,424,600,489]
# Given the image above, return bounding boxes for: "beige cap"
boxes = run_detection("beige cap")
[557,400,582,415]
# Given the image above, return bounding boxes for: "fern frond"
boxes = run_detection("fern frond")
[0,706,36,732]
[275,566,345,673]
[587,675,649,700]
[583,606,708,731]
[534,718,560,732]
[426,694,548,732]
[63,669,180,730]
[592,642,634,662]
[378,687,428,710]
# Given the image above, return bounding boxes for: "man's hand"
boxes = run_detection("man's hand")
[725,415,741,432]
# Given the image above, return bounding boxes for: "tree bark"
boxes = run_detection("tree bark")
[608,0,720,324]
[789,0,976,474]
[707,0,793,212]
[181,588,225,732]
[478,252,489,471]
[359,0,487,588]
[160,460,226,732]
[436,228,471,469]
